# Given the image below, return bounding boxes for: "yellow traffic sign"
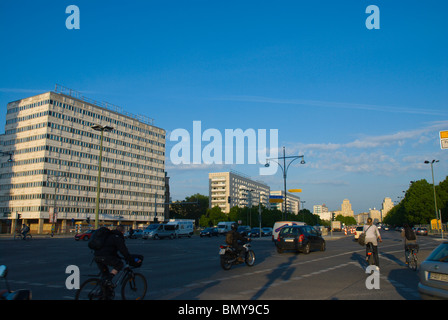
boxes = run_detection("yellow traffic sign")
[441,131,448,150]
[288,189,302,193]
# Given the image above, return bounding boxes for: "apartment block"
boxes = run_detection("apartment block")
[209,171,270,213]
[0,85,166,234]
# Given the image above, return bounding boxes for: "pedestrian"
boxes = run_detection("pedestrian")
[363,218,382,268]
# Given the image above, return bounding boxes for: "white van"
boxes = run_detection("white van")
[166,219,194,238]
[217,221,236,235]
[272,221,306,242]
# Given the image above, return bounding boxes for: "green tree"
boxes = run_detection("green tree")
[170,193,209,224]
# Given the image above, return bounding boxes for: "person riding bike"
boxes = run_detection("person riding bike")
[363,218,382,268]
[93,225,138,287]
[226,223,249,262]
[401,223,418,264]
[21,224,30,239]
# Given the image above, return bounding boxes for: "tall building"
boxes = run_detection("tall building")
[270,191,301,214]
[0,85,166,234]
[381,197,394,220]
[313,204,330,220]
[340,199,354,217]
[208,171,270,213]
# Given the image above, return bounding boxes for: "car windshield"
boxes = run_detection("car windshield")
[426,243,448,262]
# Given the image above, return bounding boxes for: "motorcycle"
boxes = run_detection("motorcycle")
[219,241,255,270]
[0,265,32,300]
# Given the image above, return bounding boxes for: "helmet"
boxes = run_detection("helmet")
[231,223,238,231]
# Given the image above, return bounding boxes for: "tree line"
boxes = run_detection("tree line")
[169,193,323,228]
[383,176,448,226]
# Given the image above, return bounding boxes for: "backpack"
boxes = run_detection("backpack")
[405,228,416,241]
[225,231,234,245]
[88,227,111,250]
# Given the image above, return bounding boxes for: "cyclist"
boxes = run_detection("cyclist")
[401,223,418,264]
[21,224,30,240]
[93,225,138,287]
[363,218,382,268]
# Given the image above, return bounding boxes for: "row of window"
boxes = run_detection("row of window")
[6,98,165,142]
[1,179,165,193]
[1,157,164,182]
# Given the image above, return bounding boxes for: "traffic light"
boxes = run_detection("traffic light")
[228,196,231,204]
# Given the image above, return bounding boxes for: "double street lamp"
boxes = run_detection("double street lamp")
[91,125,114,229]
[265,146,305,220]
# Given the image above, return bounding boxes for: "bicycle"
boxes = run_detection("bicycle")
[75,257,147,300]
[405,244,419,271]
[366,242,376,266]
[13,233,33,241]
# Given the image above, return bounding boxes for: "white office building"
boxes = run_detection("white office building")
[0,85,166,234]
[209,171,270,213]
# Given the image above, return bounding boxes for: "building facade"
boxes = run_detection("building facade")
[381,197,394,220]
[0,86,166,234]
[209,171,270,213]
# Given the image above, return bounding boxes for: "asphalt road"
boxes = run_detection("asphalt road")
[0,230,444,301]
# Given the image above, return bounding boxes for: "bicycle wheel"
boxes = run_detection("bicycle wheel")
[13,233,22,240]
[25,234,32,241]
[121,272,147,300]
[75,278,104,300]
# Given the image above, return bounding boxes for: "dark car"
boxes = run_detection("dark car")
[249,227,263,237]
[416,227,428,236]
[276,225,326,254]
[200,227,219,237]
[237,226,251,236]
[74,229,96,241]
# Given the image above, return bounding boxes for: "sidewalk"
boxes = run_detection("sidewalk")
[0,233,75,240]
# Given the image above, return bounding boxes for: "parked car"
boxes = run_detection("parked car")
[124,229,144,239]
[262,227,273,236]
[200,227,219,237]
[418,242,448,299]
[354,226,364,240]
[276,225,326,254]
[416,227,428,236]
[249,227,263,237]
[237,226,251,236]
[74,229,96,241]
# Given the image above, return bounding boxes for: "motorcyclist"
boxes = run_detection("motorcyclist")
[226,223,249,262]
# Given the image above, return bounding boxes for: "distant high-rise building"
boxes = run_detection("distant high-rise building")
[381,197,394,220]
[208,171,270,213]
[340,199,354,217]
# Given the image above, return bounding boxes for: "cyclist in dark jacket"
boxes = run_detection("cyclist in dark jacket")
[94,225,131,284]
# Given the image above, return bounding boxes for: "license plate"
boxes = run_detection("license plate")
[219,249,226,255]
[285,239,294,242]
[429,272,448,282]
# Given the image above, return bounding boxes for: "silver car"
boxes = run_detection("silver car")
[418,242,448,299]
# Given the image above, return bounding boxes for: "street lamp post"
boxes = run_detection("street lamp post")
[91,125,114,229]
[265,146,305,220]
[424,160,440,232]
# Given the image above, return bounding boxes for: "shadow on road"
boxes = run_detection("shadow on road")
[250,254,298,300]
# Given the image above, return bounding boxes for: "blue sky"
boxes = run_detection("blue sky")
[0,1,447,214]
